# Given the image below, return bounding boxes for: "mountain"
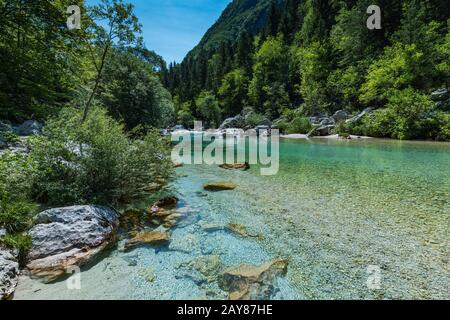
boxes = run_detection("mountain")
[187,0,285,58]
[163,0,450,141]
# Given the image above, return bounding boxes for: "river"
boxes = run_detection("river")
[14,137,450,299]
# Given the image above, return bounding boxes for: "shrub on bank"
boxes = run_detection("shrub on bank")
[0,152,37,233]
[0,233,32,264]
[30,107,174,206]
[338,88,449,140]
[285,116,313,134]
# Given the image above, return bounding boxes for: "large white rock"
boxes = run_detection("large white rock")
[26,206,119,282]
[0,247,19,300]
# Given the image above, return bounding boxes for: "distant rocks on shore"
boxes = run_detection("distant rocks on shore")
[0,120,43,136]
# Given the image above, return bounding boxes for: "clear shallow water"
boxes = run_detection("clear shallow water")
[14,138,450,299]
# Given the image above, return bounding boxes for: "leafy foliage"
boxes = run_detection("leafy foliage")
[30,107,173,206]
[164,0,449,140]
[100,48,174,129]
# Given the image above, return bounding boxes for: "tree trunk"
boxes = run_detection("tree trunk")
[82,43,110,122]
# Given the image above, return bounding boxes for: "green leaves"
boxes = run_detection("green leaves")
[360,43,424,104]
[195,91,221,129]
[30,107,173,206]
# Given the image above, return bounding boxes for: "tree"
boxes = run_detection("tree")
[265,3,280,37]
[0,0,87,121]
[82,0,142,122]
[235,30,254,73]
[218,69,249,117]
[292,41,333,114]
[248,35,290,117]
[100,49,174,130]
[195,91,221,128]
[177,101,195,129]
[360,43,424,105]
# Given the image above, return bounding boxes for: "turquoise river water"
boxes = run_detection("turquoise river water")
[14,137,450,299]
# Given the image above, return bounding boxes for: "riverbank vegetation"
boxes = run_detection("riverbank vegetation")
[163,0,449,140]
[0,0,174,252]
[0,0,449,258]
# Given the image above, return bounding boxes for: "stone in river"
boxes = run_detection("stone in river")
[176,255,223,285]
[203,182,237,191]
[148,196,178,217]
[124,231,170,251]
[120,208,143,231]
[173,162,184,168]
[218,259,288,300]
[226,223,249,237]
[219,163,250,171]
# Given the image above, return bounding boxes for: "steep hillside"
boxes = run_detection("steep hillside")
[189,0,285,57]
[163,0,449,141]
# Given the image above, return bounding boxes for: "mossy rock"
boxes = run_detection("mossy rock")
[203,182,237,191]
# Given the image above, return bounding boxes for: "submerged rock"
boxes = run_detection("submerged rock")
[120,209,143,231]
[0,246,19,300]
[218,259,288,300]
[124,230,170,251]
[140,267,156,283]
[226,223,249,237]
[176,255,223,285]
[147,197,182,228]
[219,163,250,171]
[204,182,237,191]
[152,197,178,210]
[173,162,183,168]
[26,206,119,282]
[226,223,264,240]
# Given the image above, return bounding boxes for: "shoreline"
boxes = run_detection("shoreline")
[281,133,372,140]
[280,133,450,144]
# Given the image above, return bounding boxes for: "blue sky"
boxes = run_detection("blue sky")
[86,0,231,63]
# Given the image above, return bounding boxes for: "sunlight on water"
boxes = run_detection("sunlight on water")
[14,138,450,300]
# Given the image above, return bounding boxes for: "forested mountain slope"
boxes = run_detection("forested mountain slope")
[189,0,285,57]
[163,0,450,140]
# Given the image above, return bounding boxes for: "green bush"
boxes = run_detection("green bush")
[0,131,20,145]
[341,88,449,140]
[30,106,174,206]
[0,152,37,257]
[361,88,436,140]
[0,233,32,265]
[245,112,267,127]
[0,197,36,234]
[0,152,37,232]
[285,116,313,134]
